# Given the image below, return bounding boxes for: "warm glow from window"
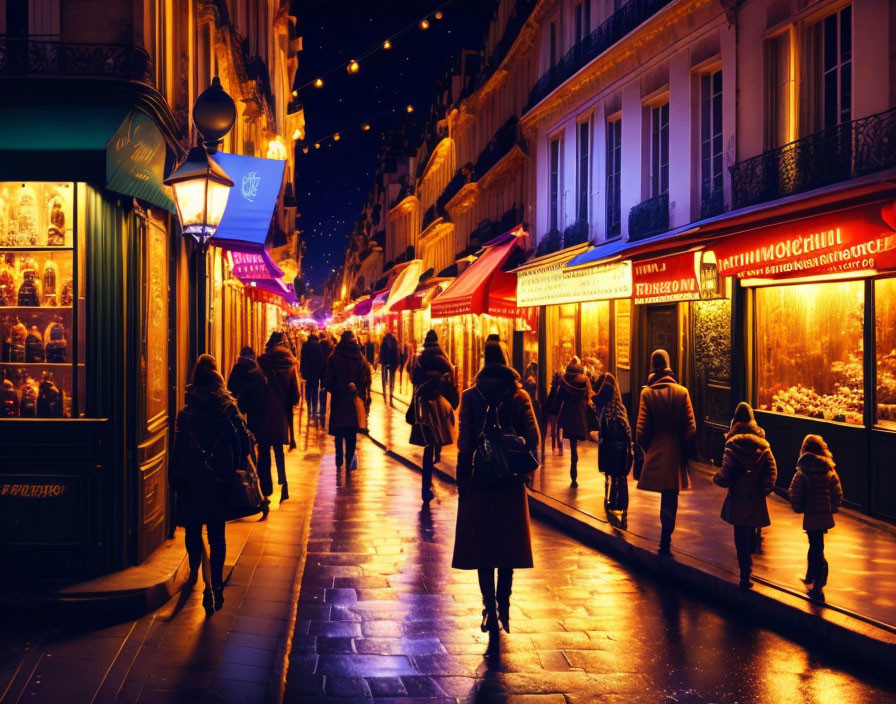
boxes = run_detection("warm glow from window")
[292,128,304,141]
[266,136,289,160]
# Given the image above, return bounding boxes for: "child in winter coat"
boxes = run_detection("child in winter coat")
[788,434,843,601]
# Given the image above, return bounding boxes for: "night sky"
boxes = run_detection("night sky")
[294,0,495,290]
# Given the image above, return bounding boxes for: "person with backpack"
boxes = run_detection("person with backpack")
[452,340,540,635]
[636,349,697,555]
[379,330,400,406]
[171,355,252,615]
[592,372,632,523]
[555,357,593,487]
[256,332,300,503]
[712,402,777,588]
[788,434,843,601]
[299,332,326,426]
[323,330,371,470]
[409,330,458,503]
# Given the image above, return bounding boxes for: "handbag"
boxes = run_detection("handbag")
[226,453,264,520]
[632,444,645,481]
[471,391,539,488]
[354,392,368,431]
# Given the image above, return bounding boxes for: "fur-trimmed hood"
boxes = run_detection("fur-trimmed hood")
[797,451,837,475]
[725,431,770,469]
[474,363,520,403]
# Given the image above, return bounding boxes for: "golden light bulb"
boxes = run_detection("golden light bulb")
[406,104,414,113]
[291,89,298,97]
[383,40,392,50]
[333,133,341,141]
[314,142,321,149]
[314,77,324,88]
[347,60,359,74]
[419,19,430,30]
[302,147,309,154]
[434,11,443,19]
[362,123,371,131]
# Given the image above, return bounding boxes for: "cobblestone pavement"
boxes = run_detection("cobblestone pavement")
[284,425,896,704]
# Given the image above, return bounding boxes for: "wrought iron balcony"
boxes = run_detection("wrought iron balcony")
[0,37,153,85]
[421,204,439,230]
[473,116,519,180]
[628,192,669,241]
[700,186,725,219]
[526,0,673,112]
[731,107,896,209]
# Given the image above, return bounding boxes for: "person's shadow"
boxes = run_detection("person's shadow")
[472,634,506,702]
[418,505,435,543]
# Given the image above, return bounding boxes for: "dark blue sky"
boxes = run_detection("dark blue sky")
[294,0,494,289]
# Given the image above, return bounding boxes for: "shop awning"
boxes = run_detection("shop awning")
[391,278,454,312]
[353,297,374,316]
[106,109,176,211]
[632,250,703,304]
[221,244,285,280]
[382,260,424,312]
[210,152,286,247]
[245,278,298,305]
[431,228,526,318]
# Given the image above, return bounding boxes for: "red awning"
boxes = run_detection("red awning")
[632,250,701,304]
[431,229,525,318]
[391,278,453,312]
[353,297,374,316]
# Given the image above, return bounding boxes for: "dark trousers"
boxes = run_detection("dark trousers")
[305,378,320,418]
[733,525,753,578]
[568,438,579,479]
[659,490,679,549]
[287,409,296,448]
[334,430,357,467]
[185,520,225,591]
[478,568,513,607]
[381,365,396,404]
[257,443,285,496]
[319,388,328,420]
[807,530,827,585]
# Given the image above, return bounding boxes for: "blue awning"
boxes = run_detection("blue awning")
[210,152,286,246]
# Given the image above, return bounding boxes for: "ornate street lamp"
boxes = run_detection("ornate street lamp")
[164,77,237,252]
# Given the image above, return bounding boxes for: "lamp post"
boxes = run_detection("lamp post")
[165,77,237,360]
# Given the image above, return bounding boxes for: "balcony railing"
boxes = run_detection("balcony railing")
[700,186,725,219]
[0,37,153,85]
[628,192,669,240]
[421,205,439,230]
[731,108,896,209]
[526,0,673,112]
[474,116,519,180]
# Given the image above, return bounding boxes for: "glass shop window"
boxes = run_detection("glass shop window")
[0,182,80,419]
[755,281,863,425]
[547,303,577,378]
[580,300,609,378]
[875,277,896,429]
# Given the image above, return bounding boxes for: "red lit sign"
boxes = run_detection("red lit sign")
[632,251,701,304]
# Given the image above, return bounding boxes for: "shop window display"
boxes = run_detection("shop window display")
[875,277,896,428]
[756,281,863,424]
[0,182,78,418]
[547,303,577,376]
[580,301,609,376]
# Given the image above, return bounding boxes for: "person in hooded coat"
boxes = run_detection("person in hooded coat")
[379,330,400,406]
[789,434,843,601]
[555,357,593,487]
[257,331,300,502]
[323,330,372,469]
[410,330,459,502]
[226,347,267,436]
[172,354,252,615]
[299,332,326,424]
[592,372,632,520]
[712,402,777,588]
[636,349,697,554]
[452,340,539,635]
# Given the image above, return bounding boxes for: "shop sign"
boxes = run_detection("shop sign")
[633,251,701,305]
[712,203,896,279]
[0,482,67,498]
[518,260,632,306]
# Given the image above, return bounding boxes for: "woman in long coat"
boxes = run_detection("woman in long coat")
[452,340,540,634]
[712,402,777,588]
[636,349,697,554]
[172,354,252,615]
[555,358,592,487]
[257,332,300,502]
[323,330,371,470]
[592,372,632,521]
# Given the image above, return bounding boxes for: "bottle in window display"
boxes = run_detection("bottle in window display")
[44,320,66,363]
[8,320,26,362]
[25,325,43,363]
[19,377,37,417]
[60,278,73,306]
[0,266,14,306]
[47,196,65,246]
[42,259,57,306]
[37,372,62,417]
[16,186,39,246]
[0,378,17,417]
[17,269,40,306]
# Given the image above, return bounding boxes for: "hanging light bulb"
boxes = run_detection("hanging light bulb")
[362,123,371,131]
[435,11,443,19]
[314,77,324,88]
[347,60,360,74]
[383,40,392,50]
[302,147,309,154]
[333,133,341,141]
[406,104,414,113]
[291,89,298,97]
[419,19,430,30]
[314,142,321,149]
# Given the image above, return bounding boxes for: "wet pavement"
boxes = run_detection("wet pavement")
[366,392,896,628]
[284,417,896,703]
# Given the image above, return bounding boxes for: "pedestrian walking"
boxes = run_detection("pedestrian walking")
[635,349,697,554]
[592,372,632,522]
[257,331,300,503]
[556,357,592,487]
[398,342,411,391]
[379,330,400,406]
[788,434,843,601]
[452,339,540,635]
[323,330,371,470]
[300,332,326,425]
[712,402,777,588]
[409,329,458,503]
[544,371,563,457]
[364,335,377,370]
[171,354,252,615]
[318,333,333,423]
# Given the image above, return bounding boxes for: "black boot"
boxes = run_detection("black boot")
[213,587,225,611]
[570,465,578,488]
[202,589,215,617]
[480,605,499,633]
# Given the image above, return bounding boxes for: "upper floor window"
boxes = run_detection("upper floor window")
[550,21,558,67]
[801,6,852,135]
[764,31,793,149]
[700,69,723,210]
[649,102,669,198]
[577,121,591,223]
[575,2,592,44]
[606,118,622,238]
[550,138,562,231]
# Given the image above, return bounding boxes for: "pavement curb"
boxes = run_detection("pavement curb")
[361,427,896,672]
